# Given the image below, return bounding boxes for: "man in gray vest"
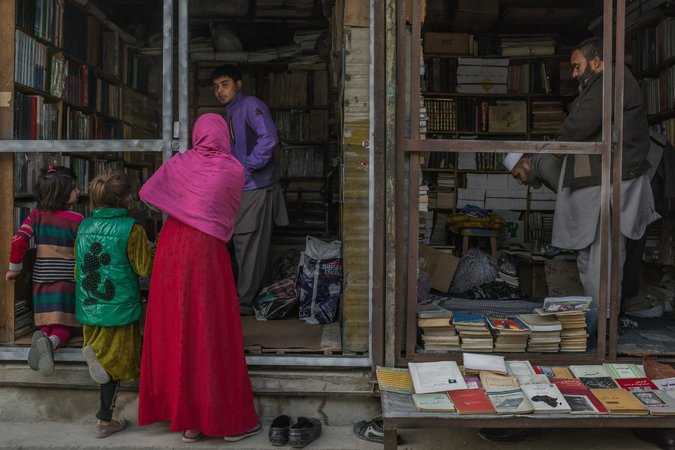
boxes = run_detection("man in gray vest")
[511,37,660,335]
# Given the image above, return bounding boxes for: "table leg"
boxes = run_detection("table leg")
[384,424,398,450]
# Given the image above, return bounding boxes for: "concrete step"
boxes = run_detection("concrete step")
[0,421,380,450]
[0,420,661,450]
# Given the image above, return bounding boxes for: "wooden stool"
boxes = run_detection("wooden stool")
[461,227,498,258]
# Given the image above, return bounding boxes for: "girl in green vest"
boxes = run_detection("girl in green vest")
[75,172,153,439]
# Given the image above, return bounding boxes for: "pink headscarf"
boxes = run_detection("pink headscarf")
[139,113,244,243]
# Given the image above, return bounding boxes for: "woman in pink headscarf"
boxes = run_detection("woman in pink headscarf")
[137,114,260,443]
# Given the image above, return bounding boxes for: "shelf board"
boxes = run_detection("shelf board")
[63,101,92,114]
[634,56,675,79]
[427,131,528,137]
[15,83,62,102]
[423,54,566,60]
[271,106,330,111]
[281,140,333,146]
[421,168,456,172]
[648,110,675,123]
[14,193,36,201]
[15,26,61,50]
[424,92,572,99]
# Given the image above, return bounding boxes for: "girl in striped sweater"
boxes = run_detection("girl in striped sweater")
[5,166,82,375]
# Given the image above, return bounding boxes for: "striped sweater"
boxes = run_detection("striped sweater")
[10,209,83,327]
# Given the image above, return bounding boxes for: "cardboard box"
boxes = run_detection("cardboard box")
[435,191,457,210]
[424,33,471,55]
[419,245,460,293]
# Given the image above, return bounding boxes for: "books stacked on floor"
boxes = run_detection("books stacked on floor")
[499,35,556,57]
[487,316,530,352]
[557,312,588,352]
[453,313,493,352]
[518,313,561,352]
[417,305,460,352]
[456,58,508,95]
[531,101,566,134]
[537,296,591,353]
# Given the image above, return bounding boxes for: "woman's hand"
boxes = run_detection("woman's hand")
[5,270,20,281]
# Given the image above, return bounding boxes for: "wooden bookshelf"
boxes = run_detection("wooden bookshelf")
[2,0,162,343]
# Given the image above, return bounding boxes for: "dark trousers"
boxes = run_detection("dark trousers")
[96,379,119,422]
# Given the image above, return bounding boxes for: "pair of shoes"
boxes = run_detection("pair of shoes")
[95,419,127,439]
[27,330,54,375]
[82,346,111,384]
[269,416,321,448]
[182,429,203,443]
[224,422,262,442]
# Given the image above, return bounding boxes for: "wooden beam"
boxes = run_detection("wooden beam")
[0,0,16,343]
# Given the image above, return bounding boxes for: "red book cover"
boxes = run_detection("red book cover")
[30,96,38,139]
[553,378,608,413]
[616,378,658,391]
[448,389,495,415]
[81,65,89,108]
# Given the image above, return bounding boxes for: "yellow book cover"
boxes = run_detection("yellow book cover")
[376,366,413,394]
[591,388,649,415]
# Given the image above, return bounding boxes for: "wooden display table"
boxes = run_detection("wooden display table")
[381,391,675,450]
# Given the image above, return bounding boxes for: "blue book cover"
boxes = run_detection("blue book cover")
[452,312,486,326]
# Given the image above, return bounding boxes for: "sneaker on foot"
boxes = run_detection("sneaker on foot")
[224,423,262,442]
[27,330,44,371]
[82,345,111,384]
[32,332,54,375]
[95,419,127,439]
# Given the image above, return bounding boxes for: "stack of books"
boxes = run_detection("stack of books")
[499,35,556,57]
[453,312,493,352]
[531,101,566,134]
[456,58,508,95]
[419,185,430,212]
[487,316,530,352]
[417,305,460,352]
[537,297,591,353]
[557,311,588,352]
[518,313,561,352]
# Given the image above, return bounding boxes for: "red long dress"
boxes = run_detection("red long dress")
[138,217,258,436]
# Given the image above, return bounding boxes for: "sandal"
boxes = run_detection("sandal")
[182,430,203,443]
[95,419,127,439]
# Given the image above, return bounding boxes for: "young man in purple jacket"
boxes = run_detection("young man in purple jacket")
[212,65,289,315]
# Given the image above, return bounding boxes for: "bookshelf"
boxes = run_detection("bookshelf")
[419,37,569,251]
[1,0,163,343]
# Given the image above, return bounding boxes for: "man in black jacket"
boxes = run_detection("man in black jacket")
[511,38,660,335]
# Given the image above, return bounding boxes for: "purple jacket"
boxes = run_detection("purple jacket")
[223,93,279,191]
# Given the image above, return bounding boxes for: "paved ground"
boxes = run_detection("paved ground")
[0,421,663,450]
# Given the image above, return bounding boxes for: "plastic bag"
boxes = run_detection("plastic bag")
[253,278,298,320]
[296,236,342,325]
